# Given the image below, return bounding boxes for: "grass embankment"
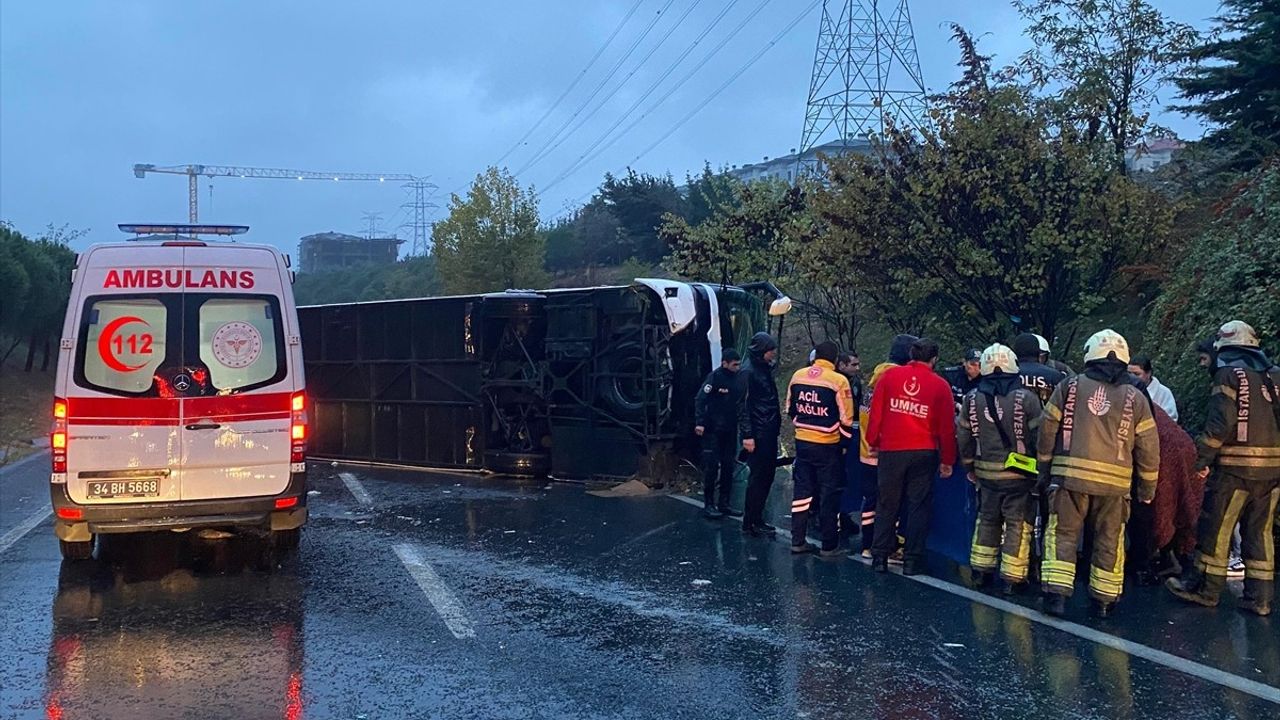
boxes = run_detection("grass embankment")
[0,348,55,466]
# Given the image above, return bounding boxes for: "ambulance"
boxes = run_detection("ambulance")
[50,225,308,560]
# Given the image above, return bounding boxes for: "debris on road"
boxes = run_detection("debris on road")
[587,479,652,498]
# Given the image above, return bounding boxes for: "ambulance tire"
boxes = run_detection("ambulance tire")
[484,451,550,478]
[59,537,95,561]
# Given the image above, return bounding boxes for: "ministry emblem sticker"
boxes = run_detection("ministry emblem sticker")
[212,321,263,369]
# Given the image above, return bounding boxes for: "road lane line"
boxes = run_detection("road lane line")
[339,472,373,505]
[668,493,1280,705]
[0,508,52,555]
[393,543,476,639]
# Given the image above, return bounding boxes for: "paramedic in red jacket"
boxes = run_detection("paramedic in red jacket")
[866,338,957,575]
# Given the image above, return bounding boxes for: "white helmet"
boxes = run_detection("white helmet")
[1083,329,1130,364]
[980,343,1019,376]
[1214,320,1259,349]
[1032,334,1051,354]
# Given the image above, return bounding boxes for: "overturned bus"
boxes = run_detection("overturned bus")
[298,280,790,481]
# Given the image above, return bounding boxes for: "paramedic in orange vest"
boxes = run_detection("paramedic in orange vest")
[786,341,855,556]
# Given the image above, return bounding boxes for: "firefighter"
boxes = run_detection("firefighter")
[1167,321,1280,617]
[694,349,744,519]
[958,343,1043,593]
[1038,330,1160,618]
[786,341,855,556]
[738,333,781,538]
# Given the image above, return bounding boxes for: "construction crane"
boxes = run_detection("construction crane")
[133,163,438,254]
[132,163,424,222]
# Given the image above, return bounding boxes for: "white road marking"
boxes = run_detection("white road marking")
[393,543,476,639]
[0,509,52,555]
[339,472,373,505]
[668,494,1280,705]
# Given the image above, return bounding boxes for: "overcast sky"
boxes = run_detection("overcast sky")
[1,0,1214,255]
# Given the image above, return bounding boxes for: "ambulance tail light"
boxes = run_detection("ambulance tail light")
[52,398,68,473]
[290,391,307,463]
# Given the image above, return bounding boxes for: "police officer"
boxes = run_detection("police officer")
[1014,333,1066,405]
[786,341,855,556]
[958,344,1043,593]
[942,348,982,407]
[1037,330,1160,618]
[1167,321,1280,616]
[738,333,781,538]
[694,349,744,519]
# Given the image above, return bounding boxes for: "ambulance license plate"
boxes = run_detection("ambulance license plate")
[87,479,160,499]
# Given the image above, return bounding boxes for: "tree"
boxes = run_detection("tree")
[808,27,1174,348]
[1011,0,1199,173]
[1145,159,1280,428]
[1174,0,1280,170]
[433,167,546,295]
[660,179,806,287]
[0,224,77,370]
[598,170,686,264]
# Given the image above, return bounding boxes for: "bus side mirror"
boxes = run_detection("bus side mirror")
[769,296,793,316]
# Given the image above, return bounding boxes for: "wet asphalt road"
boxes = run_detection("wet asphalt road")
[2,454,1279,719]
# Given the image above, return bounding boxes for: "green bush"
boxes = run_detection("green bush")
[1146,160,1280,428]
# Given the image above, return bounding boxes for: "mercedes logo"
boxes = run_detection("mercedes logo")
[173,373,193,392]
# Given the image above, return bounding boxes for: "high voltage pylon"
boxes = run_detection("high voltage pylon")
[798,0,928,155]
[400,180,438,256]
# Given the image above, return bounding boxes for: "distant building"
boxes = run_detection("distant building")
[727,138,874,184]
[298,231,403,274]
[1125,138,1185,173]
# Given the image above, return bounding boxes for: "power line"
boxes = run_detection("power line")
[518,0,709,180]
[491,0,647,170]
[543,0,772,190]
[550,0,821,199]
[512,0,679,178]
[627,1,821,167]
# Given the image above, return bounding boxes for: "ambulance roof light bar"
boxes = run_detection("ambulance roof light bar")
[118,224,249,238]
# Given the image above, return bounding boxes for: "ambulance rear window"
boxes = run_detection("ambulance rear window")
[78,298,169,395]
[197,297,283,391]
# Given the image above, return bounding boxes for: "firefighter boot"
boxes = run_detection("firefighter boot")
[1165,575,1220,608]
[1043,593,1067,617]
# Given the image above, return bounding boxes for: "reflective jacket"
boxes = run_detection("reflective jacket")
[1018,359,1066,406]
[694,366,743,435]
[738,335,780,441]
[858,362,895,464]
[787,359,854,445]
[1037,369,1161,500]
[1198,347,1280,481]
[957,377,1044,489]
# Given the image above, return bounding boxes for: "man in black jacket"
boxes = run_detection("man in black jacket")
[1014,333,1066,406]
[738,333,781,536]
[695,349,745,519]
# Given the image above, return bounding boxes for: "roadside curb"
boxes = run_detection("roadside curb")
[0,450,49,478]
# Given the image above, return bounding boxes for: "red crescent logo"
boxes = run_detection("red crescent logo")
[97,315,149,372]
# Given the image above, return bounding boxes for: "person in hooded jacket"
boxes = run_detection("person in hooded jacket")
[1038,330,1160,618]
[1167,321,1280,617]
[738,333,781,538]
[958,344,1043,593]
